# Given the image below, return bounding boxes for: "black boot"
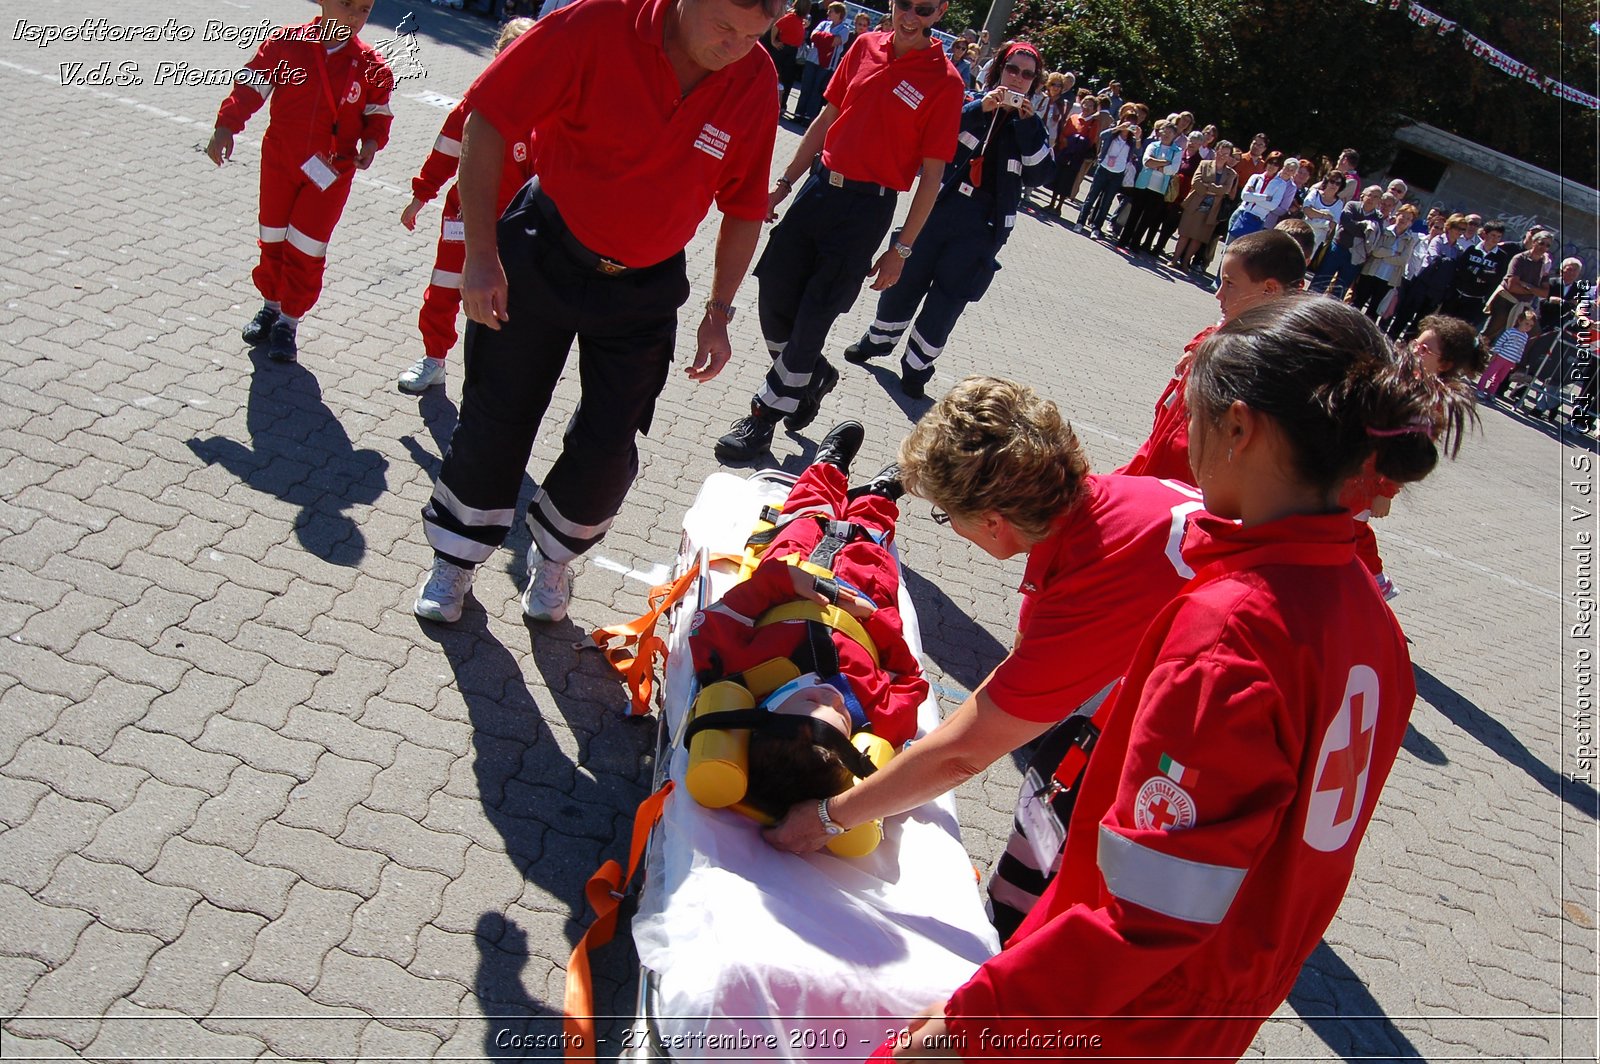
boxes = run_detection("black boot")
[784,359,838,430]
[899,360,935,400]
[242,304,280,345]
[846,462,904,502]
[715,405,778,462]
[813,421,864,475]
[844,338,886,365]
[266,319,298,363]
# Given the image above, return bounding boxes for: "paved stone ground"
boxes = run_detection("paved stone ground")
[1,0,1596,1060]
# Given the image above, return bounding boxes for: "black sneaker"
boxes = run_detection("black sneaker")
[844,340,884,365]
[267,320,298,363]
[814,420,864,475]
[846,462,904,503]
[715,409,776,462]
[242,305,280,345]
[784,359,838,431]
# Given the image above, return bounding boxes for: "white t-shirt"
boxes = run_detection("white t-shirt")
[1102,137,1132,173]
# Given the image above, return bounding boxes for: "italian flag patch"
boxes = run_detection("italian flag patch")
[1159,753,1196,786]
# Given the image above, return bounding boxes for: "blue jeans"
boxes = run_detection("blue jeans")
[1311,243,1360,296]
[1078,165,1125,231]
[794,61,828,121]
[1226,209,1265,242]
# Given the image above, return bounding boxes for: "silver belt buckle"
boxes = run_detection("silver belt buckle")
[828,171,844,188]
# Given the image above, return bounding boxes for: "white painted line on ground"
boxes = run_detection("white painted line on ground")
[1384,527,1564,606]
[591,556,672,587]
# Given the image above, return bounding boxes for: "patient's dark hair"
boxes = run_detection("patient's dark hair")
[745,730,855,819]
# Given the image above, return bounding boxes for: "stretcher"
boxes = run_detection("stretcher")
[597,469,1001,1060]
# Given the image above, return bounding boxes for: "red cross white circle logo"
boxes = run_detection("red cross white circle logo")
[1304,664,1380,853]
[1134,777,1195,832]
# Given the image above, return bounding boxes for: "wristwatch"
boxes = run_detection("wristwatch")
[705,298,736,323]
[775,175,794,190]
[817,798,846,837]
[892,240,913,259]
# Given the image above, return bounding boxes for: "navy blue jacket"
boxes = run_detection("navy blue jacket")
[939,97,1054,248]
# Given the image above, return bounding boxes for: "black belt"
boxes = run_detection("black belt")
[814,164,892,197]
[528,180,634,276]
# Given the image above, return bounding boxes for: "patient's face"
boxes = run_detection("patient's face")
[770,685,851,738]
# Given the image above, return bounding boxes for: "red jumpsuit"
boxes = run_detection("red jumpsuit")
[941,511,1415,1062]
[215,20,395,319]
[1115,324,1216,483]
[409,102,534,359]
[687,465,927,748]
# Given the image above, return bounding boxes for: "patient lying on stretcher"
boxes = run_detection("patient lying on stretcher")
[686,421,927,820]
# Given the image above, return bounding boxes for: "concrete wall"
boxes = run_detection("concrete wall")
[1383,122,1600,277]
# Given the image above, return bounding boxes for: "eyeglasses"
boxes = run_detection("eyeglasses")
[894,0,939,16]
[1003,62,1037,78]
[930,507,951,526]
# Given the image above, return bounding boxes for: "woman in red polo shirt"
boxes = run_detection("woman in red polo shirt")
[882,295,1474,1062]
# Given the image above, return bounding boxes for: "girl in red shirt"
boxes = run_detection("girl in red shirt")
[882,295,1474,1062]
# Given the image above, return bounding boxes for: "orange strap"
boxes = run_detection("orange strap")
[563,782,674,1058]
[590,555,742,715]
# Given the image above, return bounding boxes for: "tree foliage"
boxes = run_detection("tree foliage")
[1001,0,1596,187]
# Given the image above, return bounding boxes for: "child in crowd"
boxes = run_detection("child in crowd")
[1342,314,1488,599]
[1118,229,1306,481]
[395,18,535,393]
[688,422,924,817]
[207,0,395,364]
[1479,309,1538,400]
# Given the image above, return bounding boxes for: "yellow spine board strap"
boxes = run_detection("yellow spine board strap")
[756,599,881,669]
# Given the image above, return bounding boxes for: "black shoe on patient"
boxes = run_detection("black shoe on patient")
[242,305,280,345]
[847,462,905,503]
[814,420,864,475]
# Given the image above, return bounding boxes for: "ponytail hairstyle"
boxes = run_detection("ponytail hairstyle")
[495,16,534,52]
[1188,295,1476,493]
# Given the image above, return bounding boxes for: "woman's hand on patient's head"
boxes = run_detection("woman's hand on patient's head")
[762,800,834,853]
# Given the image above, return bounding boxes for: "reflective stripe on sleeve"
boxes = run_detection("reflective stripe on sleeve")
[1098,825,1246,925]
[1022,142,1051,167]
[433,134,463,157]
[364,103,394,117]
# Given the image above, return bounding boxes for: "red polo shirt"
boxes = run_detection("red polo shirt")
[463,0,778,268]
[820,31,963,191]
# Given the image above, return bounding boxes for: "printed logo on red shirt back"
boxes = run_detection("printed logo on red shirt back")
[892,80,924,110]
[694,123,730,160]
[1304,664,1380,853]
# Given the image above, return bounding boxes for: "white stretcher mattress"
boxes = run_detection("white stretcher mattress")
[631,472,1000,1059]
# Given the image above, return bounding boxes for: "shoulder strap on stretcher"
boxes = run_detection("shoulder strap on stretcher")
[589,560,734,716]
[756,600,881,668]
[563,781,674,1059]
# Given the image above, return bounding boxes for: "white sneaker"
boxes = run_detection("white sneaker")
[398,356,447,393]
[521,544,572,623]
[1376,573,1400,602]
[415,557,473,623]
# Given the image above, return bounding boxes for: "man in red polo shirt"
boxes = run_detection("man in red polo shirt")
[413,0,782,626]
[714,0,964,462]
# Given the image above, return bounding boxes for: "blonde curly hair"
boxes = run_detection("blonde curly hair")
[898,377,1090,545]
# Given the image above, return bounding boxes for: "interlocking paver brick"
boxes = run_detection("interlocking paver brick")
[147,835,296,920]
[0,1030,91,1060]
[194,716,321,782]
[64,630,189,692]
[38,853,201,940]
[225,661,318,731]
[357,1018,443,1062]
[312,949,466,1042]
[0,955,48,1019]
[305,657,399,718]
[1,641,105,703]
[11,589,122,658]
[9,921,162,1049]
[280,704,401,767]
[103,726,240,795]
[0,884,93,969]
[340,804,471,878]
[138,669,242,742]
[0,515,92,570]
[0,685,69,769]
[204,973,366,1062]
[150,627,271,686]
[363,741,453,819]
[43,674,159,756]
[0,776,50,830]
[423,790,531,857]
[435,845,528,937]
[249,821,388,898]
[6,736,149,811]
[359,696,473,756]
[133,901,267,1015]
[342,862,450,968]
[278,752,383,836]
[240,880,364,994]
[82,776,209,874]
[185,765,298,849]
[113,549,227,601]
[82,999,268,1063]
[0,792,112,892]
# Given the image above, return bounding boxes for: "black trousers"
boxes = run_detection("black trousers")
[423,183,689,568]
[753,175,897,418]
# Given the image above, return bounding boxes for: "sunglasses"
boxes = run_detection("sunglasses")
[930,507,951,526]
[895,0,939,16]
[1003,62,1037,78]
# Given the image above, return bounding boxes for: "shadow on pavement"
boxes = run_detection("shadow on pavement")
[418,608,655,1061]
[1414,663,1599,821]
[186,348,388,567]
[1288,939,1422,1060]
[1399,722,1448,766]
[899,561,1008,696]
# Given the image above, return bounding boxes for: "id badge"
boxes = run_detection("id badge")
[442,219,466,243]
[1017,767,1067,872]
[301,152,338,191]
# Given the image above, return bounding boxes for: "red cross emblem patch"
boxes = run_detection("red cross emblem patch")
[1133,776,1196,832]
[1304,664,1381,852]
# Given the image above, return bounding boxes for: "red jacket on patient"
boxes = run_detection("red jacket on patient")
[687,465,928,748]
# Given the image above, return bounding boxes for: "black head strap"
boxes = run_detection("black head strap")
[682,708,878,779]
